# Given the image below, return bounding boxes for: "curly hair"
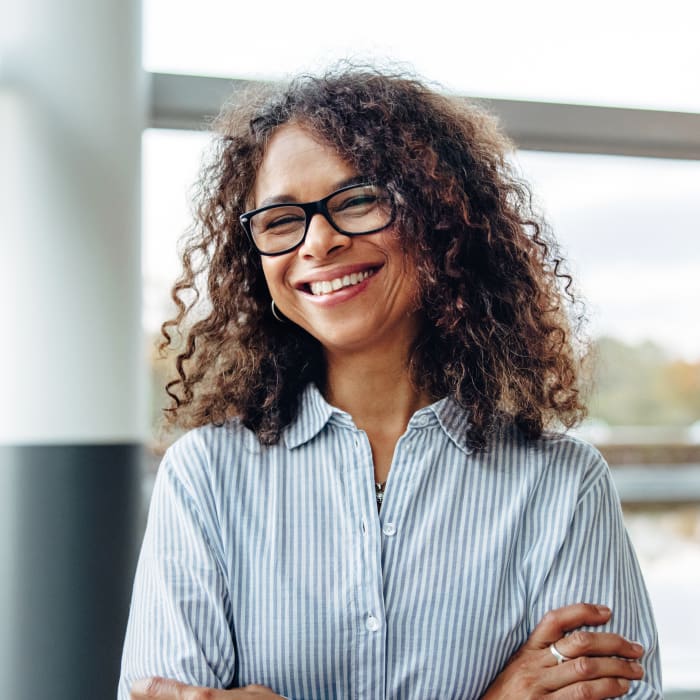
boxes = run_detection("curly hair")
[160,66,588,448]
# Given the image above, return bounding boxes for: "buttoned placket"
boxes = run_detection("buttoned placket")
[345,425,387,700]
[380,410,431,531]
[377,411,437,648]
[339,408,441,699]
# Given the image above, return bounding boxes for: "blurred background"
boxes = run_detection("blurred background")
[2,0,699,697]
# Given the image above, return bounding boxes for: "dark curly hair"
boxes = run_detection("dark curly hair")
[160,66,588,448]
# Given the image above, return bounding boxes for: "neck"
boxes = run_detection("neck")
[319,320,433,483]
[322,346,431,438]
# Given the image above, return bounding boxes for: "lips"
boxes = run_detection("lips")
[296,264,382,296]
[309,268,377,296]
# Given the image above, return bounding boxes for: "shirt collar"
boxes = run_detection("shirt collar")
[282,383,336,449]
[283,383,472,455]
[425,396,473,455]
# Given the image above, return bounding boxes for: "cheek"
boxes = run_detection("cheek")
[391,243,421,296]
[260,258,286,295]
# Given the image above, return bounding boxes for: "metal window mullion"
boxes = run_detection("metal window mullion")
[147,72,700,160]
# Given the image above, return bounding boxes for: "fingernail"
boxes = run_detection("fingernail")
[596,605,611,615]
[131,678,151,694]
[631,662,644,675]
[631,642,644,654]
[618,678,630,690]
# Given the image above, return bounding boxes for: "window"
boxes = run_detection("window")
[144,0,700,112]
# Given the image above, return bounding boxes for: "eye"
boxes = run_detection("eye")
[253,207,305,236]
[331,187,382,215]
[339,195,378,210]
[266,214,303,230]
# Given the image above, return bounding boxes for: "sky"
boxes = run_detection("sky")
[142,0,700,361]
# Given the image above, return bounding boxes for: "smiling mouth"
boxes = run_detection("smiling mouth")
[306,268,378,296]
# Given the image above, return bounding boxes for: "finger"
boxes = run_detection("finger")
[548,677,631,700]
[131,677,232,700]
[552,630,645,661]
[243,685,282,697]
[542,656,644,690]
[526,603,612,649]
[132,677,188,699]
[131,678,284,700]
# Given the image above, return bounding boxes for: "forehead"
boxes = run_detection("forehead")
[253,124,356,206]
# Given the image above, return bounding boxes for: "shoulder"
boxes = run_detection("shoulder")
[487,426,613,505]
[538,431,610,493]
[167,418,263,457]
[161,419,264,493]
[531,430,606,475]
[492,425,605,470]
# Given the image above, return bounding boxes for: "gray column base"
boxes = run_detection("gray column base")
[0,444,142,700]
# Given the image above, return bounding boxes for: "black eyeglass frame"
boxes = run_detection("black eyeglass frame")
[239,182,395,256]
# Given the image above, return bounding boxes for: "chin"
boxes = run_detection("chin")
[305,326,373,355]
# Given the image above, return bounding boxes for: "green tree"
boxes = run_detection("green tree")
[588,336,700,426]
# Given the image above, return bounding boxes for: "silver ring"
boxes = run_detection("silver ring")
[549,642,571,664]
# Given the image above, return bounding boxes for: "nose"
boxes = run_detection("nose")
[298,212,351,259]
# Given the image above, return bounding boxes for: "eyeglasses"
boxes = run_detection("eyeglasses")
[239,183,394,256]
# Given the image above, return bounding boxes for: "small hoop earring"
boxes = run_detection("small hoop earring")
[270,299,286,323]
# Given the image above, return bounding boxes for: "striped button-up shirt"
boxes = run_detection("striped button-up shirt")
[118,383,662,699]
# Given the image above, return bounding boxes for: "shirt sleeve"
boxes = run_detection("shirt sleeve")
[528,444,663,698]
[117,443,237,700]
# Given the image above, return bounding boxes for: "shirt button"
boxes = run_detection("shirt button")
[413,415,429,427]
[366,615,381,632]
[383,523,397,537]
[353,436,360,448]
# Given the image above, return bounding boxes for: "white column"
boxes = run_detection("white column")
[1,0,145,442]
[0,1,144,697]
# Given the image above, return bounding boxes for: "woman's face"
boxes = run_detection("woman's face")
[253,123,421,359]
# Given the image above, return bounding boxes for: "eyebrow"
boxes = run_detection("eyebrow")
[256,175,368,209]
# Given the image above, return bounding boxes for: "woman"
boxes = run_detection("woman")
[119,68,661,699]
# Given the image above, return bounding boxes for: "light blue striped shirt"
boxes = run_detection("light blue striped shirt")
[118,383,662,699]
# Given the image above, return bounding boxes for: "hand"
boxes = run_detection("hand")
[131,678,288,700]
[481,603,645,699]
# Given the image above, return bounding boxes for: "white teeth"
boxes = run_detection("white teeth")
[309,269,375,296]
